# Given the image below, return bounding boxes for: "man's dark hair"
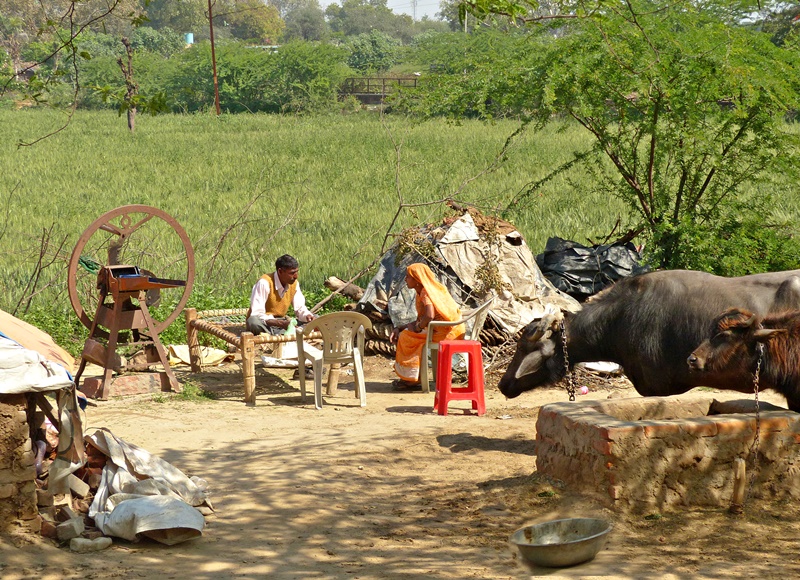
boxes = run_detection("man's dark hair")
[276,254,299,270]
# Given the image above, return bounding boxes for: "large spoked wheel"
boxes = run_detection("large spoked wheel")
[67,205,195,339]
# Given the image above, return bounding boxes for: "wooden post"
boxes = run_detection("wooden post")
[185,308,202,373]
[241,332,256,406]
[326,363,340,396]
[729,457,747,514]
[138,291,181,393]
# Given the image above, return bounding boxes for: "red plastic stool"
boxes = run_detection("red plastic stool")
[433,340,486,416]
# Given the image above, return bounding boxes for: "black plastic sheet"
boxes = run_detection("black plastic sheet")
[535,237,649,301]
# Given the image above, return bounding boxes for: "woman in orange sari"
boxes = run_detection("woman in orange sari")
[390,263,465,387]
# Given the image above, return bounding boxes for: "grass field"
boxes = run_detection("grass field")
[1,109,627,302]
[4,108,795,349]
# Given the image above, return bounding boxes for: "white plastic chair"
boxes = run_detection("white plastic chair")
[419,297,493,393]
[296,311,372,409]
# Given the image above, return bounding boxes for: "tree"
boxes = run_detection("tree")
[219,0,285,43]
[346,29,400,72]
[453,0,800,273]
[282,3,328,41]
[325,0,400,37]
[144,0,207,35]
[757,3,800,47]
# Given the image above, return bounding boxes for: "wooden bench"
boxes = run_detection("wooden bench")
[185,308,320,406]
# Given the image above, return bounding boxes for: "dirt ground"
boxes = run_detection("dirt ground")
[2,354,800,579]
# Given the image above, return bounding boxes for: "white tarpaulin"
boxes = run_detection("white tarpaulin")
[87,428,209,544]
[0,335,74,394]
[358,210,581,334]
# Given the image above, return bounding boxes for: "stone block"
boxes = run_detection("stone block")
[56,504,79,522]
[38,506,57,521]
[68,474,91,498]
[18,449,35,467]
[0,483,15,499]
[70,536,112,553]
[37,489,54,507]
[0,465,36,485]
[56,517,85,542]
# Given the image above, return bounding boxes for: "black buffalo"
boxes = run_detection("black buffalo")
[498,269,800,399]
[688,308,800,412]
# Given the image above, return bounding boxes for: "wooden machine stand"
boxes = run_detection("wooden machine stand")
[74,265,185,399]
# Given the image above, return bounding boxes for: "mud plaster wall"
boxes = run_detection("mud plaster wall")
[0,394,37,532]
[535,397,800,513]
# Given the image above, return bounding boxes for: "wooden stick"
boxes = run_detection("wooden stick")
[326,363,341,396]
[324,277,365,301]
[729,457,746,514]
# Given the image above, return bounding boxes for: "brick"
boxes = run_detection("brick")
[757,415,791,432]
[599,424,642,441]
[715,417,755,435]
[41,519,58,539]
[591,439,613,455]
[685,419,719,438]
[643,422,683,438]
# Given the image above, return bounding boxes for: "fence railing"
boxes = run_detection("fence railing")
[340,77,418,104]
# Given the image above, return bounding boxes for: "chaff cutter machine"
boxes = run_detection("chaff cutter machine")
[68,205,195,399]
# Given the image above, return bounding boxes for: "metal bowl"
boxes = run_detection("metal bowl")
[510,517,612,568]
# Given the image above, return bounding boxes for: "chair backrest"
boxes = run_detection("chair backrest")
[463,298,493,341]
[301,311,372,361]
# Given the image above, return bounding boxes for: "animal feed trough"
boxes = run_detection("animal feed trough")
[535,396,800,512]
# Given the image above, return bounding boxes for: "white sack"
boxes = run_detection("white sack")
[93,495,205,545]
[86,428,208,544]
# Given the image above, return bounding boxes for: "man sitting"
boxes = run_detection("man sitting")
[246,254,316,336]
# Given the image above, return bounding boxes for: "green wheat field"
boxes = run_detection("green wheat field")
[2,109,796,350]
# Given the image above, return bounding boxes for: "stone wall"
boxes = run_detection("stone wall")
[535,396,800,513]
[0,394,38,532]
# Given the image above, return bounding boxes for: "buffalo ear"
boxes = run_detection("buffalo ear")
[754,328,787,342]
[514,350,544,379]
[514,340,555,379]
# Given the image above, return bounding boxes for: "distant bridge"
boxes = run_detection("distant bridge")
[340,76,419,105]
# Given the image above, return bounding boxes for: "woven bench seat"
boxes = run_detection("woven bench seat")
[185,307,320,406]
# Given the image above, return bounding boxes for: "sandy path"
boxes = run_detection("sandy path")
[2,357,799,579]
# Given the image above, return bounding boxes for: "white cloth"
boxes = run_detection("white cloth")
[249,272,312,322]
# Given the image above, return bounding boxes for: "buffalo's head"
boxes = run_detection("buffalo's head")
[687,308,783,378]
[498,305,566,398]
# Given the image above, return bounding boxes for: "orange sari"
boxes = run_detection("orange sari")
[395,264,465,382]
